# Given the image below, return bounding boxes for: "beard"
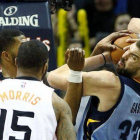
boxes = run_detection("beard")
[116,58,138,78]
[116,64,138,78]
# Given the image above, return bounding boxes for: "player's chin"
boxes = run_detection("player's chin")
[116,67,125,75]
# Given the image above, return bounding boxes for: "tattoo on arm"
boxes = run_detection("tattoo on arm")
[56,107,76,140]
[52,93,76,140]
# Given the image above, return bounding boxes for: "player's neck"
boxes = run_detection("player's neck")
[2,67,16,78]
[17,69,42,81]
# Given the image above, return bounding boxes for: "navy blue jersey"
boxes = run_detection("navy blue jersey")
[83,97,114,140]
[77,76,140,140]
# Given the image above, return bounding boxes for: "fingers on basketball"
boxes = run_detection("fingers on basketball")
[111,32,138,64]
[126,38,139,43]
[109,30,134,41]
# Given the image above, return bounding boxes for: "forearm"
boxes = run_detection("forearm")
[53,92,76,140]
[56,124,76,140]
[90,43,103,56]
[64,82,82,124]
[47,55,106,90]
[83,54,105,71]
[56,101,76,140]
[57,119,76,140]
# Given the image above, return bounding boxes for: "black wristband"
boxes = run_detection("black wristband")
[101,53,106,66]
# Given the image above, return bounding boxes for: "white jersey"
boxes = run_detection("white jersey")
[0,78,57,140]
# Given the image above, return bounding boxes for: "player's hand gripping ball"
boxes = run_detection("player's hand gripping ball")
[111,33,138,64]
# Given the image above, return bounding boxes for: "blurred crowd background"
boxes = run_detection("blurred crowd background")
[1,0,140,69]
[51,0,140,67]
[50,0,140,97]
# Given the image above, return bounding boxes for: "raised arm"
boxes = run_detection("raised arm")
[65,48,85,124]
[90,30,133,56]
[52,92,76,140]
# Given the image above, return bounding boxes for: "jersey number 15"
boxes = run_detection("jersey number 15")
[0,109,34,140]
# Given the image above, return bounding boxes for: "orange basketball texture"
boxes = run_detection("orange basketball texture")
[111,33,138,64]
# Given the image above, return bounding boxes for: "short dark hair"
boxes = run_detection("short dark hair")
[0,29,24,62]
[16,40,49,72]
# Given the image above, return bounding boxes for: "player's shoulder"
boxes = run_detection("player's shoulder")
[83,70,116,77]
[83,70,119,84]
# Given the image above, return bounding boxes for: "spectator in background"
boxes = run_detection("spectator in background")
[114,13,131,31]
[83,0,116,48]
[93,13,131,49]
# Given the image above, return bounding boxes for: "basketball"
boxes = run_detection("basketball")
[111,33,138,64]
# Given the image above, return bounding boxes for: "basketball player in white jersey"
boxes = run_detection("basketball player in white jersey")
[0,40,86,140]
[0,29,26,79]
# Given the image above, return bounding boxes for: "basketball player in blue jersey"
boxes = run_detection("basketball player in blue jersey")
[0,39,86,139]
[47,30,140,140]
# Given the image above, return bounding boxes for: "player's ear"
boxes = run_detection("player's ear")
[2,51,11,62]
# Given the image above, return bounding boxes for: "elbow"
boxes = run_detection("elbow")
[47,72,56,88]
[47,72,68,91]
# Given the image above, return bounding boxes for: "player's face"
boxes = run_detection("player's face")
[116,42,140,78]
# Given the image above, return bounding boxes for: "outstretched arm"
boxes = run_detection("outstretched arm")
[52,92,76,140]
[47,54,105,91]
